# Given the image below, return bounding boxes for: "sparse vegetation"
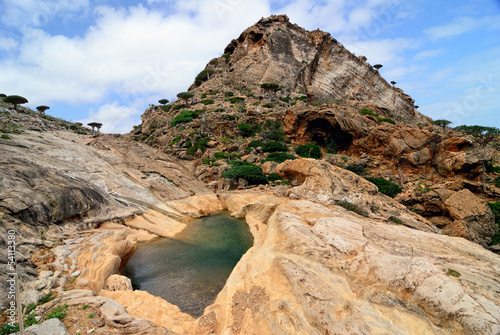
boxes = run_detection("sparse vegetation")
[336,201,369,217]
[261,141,288,153]
[267,173,282,182]
[446,269,461,278]
[195,69,214,86]
[46,304,68,320]
[1,134,11,140]
[201,99,214,105]
[221,162,268,185]
[376,117,396,124]
[177,92,194,106]
[262,152,296,163]
[237,123,260,137]
[359,108,378,117]
[388,216,402,224]
[455,125,500,146]
[171,110,199,127]
[344,165,366,176]
[295,143,322,159]
[488,202,500,245]
[366,177,402,198]
[261,120,286,142]
[186,136,211,156]
[433,119,452,133]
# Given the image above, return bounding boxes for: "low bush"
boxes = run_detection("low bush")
[224,91,234,97]
[238,123,260,137]
[171,110,199,127]
[46,304,68,320]
[267,173,282,182]
[496,176,500,188]
[200,99,214,105]
[213,108,225,113]
[263,152,296,163]
[160,105,172,112]
[221,164,268,185]
[488,202,500,245]
[366,177,402,198]
[262,103,274,108]
[262,141,288,153]
[376,117,396,124]
[359,108,378,117]
[221,114,238,120]
[186,137,210,156]
[336,201,369,217]
[247,140,264,149]
[388,216,402,224]
[194,69,213,86]
[229,96,245,104]
[169,136,182,147]
[262,120,286,142]
[295,143,322,159]
[344,165,366,175]
[214,152,229,160]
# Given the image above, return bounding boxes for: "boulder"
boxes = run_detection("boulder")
[443,189,497,246]
[103,274,133,291]
[17,318,68,335]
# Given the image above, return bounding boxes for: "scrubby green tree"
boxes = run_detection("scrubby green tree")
[373,64,383,71]
[455,125,500,146]
[87,122,102,135]
[295,143,322,159]
[158,99,169,105]
[390,81,396,87]
[260,83,281,101]
[432,119,452,134]
[4,95,28,111]
[177,92,194,106]
[36,105,50,115]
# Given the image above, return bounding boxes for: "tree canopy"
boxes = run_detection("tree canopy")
[432,119,452,133]
[177,92,194,106]
[87,122,103,135]
[390,81,396,87]
[4,95,28,111]
[158,99,169,105]
[36,105,50,114]
[373,64,383,71]
[455,125,500,146]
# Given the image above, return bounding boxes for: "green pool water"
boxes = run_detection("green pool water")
[122,212,253,317]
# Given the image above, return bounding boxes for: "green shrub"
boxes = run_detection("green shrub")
[344,165,366,175]
[247,140,264,149]
[293,96,307,102]
[388,216,402,224]
[169,136,182,147]
[171,110,199,127]
[201,99,214,105]
[0,323,19,335]
[24,313,37,327]
[210,162,221,167]
[202,158,215,165]
[446,269,461,277]
[366,178,402,198]
[221,114,238,120]
[172,104,183,110]
[160,105,172,112]
[229,97,245,104]
[238,123,260,137]
[186,137,210,156]
[359,108,378,117]
[295,143,322,159]
[325,138,337,154]
[488,202,500,245]
[262,141,288,153]
[208,90,219,95]
[485,162,500,173]
[495,176,500,188]
[263,103,274,108]
[39,292,54,303]
[213,108,225,113]
[336,201,368,217]
[263,152,296,163]
[224,91,234,97]
[377,117,396,124]
[194,69,213,86]
[214,152,229,160]
[1,134,11,140]
[221,164,268,185]
[267,173,282,182]
[185,140,192,148]
[46,304,68,320]
[201,93,207,99]
[262,120,286,142]
[279,96,291,103]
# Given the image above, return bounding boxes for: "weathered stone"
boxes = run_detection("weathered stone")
[103,274,132,291]
[443,189,497,246]
[17,318,68,335]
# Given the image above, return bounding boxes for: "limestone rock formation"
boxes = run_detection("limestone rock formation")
[276,158,438,233]
[443,189,496,245]
[19,318,69,335]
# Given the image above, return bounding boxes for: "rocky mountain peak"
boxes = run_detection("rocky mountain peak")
[191,15,418,121]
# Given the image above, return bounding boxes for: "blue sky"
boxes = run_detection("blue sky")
[1,0,499,133]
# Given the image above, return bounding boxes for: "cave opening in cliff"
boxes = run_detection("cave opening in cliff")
[307,118,353,152]
[122,212,253,318]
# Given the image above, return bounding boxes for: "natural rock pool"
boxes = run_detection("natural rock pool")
[122,212,253,317]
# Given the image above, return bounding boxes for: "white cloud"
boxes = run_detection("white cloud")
[424,15,500,40]
[413,48,446,60]
[79,101,144,134]
[344,38,416,65]
[0,37,18,50]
